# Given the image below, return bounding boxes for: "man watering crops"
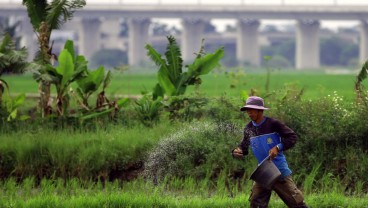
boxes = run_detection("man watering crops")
[232,96,308,208]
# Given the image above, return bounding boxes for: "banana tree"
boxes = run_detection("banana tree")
[0,33,29,105]
[22,0,86,117]
[145,35,224,99]
[76,67,129,121]
[0,79,8,105]
[33,40,88,116]
[76,66,106,110]
[2,93,29,122]
[145,35,224,120]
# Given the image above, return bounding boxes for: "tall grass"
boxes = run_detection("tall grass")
[0,121,178,181]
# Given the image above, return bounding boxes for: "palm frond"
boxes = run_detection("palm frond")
[145,44,168,69]
[355,60,368,104]
[102,70,112,91]
[0,33,13,52]
[22,0,48,30]
[187,47,224,76]
[0,78,9,91]
[357,61,368,83]
[46,0,86,30]
[165,35,183,83]
[146,43,172,84]
[0,34,29,75]
[7,48,28,64]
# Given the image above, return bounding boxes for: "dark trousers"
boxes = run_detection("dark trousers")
[249,175,308,208]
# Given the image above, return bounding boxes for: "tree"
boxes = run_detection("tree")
[0,33,29,121]
[0,17,22,49]
[0,33,28,76]
[0,33,29,103]
[320,36,358,66]
[90,49,127,69]
[145,36,224,98]
[145,36,224,121]
[22,0,86,117]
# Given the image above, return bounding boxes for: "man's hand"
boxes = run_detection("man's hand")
[232,147,244,159]
[269,146,279,160]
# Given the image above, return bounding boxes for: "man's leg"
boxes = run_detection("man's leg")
[249,181,272,208]
[273,175,308,208]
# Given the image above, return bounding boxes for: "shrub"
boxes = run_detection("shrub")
[271,93,368,190]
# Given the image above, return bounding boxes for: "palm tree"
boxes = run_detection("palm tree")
[22,0,86,117]
[0,33,29,104]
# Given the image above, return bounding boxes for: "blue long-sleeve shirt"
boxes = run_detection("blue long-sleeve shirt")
[238,117,297,177]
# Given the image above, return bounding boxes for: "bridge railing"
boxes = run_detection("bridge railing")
[1,0,367,6]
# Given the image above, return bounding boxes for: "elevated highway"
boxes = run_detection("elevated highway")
[1,1,367,68]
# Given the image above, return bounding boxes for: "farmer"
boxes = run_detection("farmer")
[232,96,308,208]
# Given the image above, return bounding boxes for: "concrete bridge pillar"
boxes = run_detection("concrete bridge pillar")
[80,18,101,61]
[181,18,206,63]
[128,18,150,66]
[296,20,320,69]
[101,18,124,49]
[236,18,260,66]
[359,20,368,64]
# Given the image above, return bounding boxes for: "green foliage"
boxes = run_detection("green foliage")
[134,95,163,127]
[76,66,105,108]
[90,49,128,69]
[22,0,86,33]
[163,95,208,121]
[262,55,292,68]
[261,39,295,67]
[37,40,87,116]
[0,33,29,75]
[22,0,48,31]
[0,179,367,207]
[355,60,368,105]
[0,124,170,181]
[145,35,224,98]
[271,93,368,191]
[320,36,359,66]
[205,96,244,123]
[145,35,224,121]
[23,0,86,117]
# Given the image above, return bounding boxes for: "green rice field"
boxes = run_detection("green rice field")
[3,69,362,102]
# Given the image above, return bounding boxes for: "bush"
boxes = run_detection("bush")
[270,93,368,191]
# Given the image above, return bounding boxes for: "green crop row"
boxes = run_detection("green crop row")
[0,177,367,207]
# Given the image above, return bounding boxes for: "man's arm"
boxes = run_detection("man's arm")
[232,127,251,158]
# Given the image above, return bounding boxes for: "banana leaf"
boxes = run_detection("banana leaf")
[187,47,224,76]
[56,49,74,87]
[158,66,176,96]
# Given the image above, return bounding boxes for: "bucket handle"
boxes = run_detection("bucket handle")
[258,155,271,166]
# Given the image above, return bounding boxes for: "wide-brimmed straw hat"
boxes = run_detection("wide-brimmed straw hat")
[240,96,269,111]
